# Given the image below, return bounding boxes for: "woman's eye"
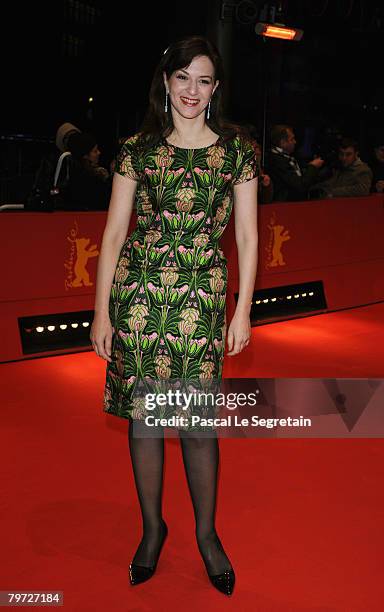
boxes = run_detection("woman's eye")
[176,75,210,85]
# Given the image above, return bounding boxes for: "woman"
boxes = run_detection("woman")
[90,35,259,596]
[67,132,112,210]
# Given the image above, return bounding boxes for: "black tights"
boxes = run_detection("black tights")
[128,419,232,574]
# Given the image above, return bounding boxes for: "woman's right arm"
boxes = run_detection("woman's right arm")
[90,172,138,361]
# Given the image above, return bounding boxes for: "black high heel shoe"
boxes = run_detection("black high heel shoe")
[198,531,236,595]
[129,520,168,586]
[208,567,235,595]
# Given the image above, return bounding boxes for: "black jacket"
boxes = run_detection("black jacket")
[266,150,321,202]
[66,159,112,210]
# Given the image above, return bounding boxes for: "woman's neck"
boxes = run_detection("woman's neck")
[167,116,217,148]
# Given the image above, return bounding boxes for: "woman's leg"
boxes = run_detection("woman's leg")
[179,430,232,575]
[128,418,166,566]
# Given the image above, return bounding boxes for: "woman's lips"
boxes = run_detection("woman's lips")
[180,96,199,107]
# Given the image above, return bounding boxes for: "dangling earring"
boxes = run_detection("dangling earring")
[164,91,169,113]
[207,99,211,119]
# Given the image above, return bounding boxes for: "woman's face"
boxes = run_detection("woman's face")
[374,146,384,163]
[163,54,219,120]
[85,145,101,164]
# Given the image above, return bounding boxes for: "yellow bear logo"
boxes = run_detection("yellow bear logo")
[269,224,290,267]
[265,214,291,269]
[71,237,99,287]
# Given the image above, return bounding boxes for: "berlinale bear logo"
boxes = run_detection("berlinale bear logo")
[65,220,99,290]
[265,212,291,269]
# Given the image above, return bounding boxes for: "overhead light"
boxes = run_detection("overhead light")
[255,22,303,41]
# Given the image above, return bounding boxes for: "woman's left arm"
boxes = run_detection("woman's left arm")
[226,176,258,356]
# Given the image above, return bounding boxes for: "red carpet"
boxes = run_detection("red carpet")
[1,304,384,611]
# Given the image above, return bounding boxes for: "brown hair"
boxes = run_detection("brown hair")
[339,137,359,152]
[271,124,293,147]
[138,34,250,149]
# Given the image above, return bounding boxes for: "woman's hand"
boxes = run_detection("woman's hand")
[90,312,113,362]
[226,311,251,356]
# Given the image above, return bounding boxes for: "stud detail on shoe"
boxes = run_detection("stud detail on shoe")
[128,521,168,586]
[208,568,235,595]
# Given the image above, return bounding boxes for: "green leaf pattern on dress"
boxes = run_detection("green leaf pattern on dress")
[103,132,259,421]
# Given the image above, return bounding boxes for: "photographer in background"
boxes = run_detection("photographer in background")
[266,125,324,202]
[310,138,372,199]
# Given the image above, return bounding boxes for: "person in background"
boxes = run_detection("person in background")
[27,122,82,210]
[369,139,384,193]
[254,141,274,203]
[310,138,372,199]
[68,132,110,180]
[55,122,81,153]
[66,132,112,210]
[266,125,324,202]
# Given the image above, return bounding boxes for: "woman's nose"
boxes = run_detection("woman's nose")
[187,81,198,95]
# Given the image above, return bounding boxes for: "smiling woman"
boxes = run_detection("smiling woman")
[90,34,259,598]
[138,35,253,150]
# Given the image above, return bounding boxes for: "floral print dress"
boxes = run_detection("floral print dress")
[103,132,259,422]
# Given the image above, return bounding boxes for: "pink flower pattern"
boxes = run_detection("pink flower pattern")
[104,132,259,421]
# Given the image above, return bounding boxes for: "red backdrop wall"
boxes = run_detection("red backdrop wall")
[1,194,383,362]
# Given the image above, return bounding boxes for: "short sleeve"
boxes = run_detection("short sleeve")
[232,135,260,185]
[114,133,141,181]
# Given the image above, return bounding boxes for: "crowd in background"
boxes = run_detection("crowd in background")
[26,121,384,211]
[255,124,381,205]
